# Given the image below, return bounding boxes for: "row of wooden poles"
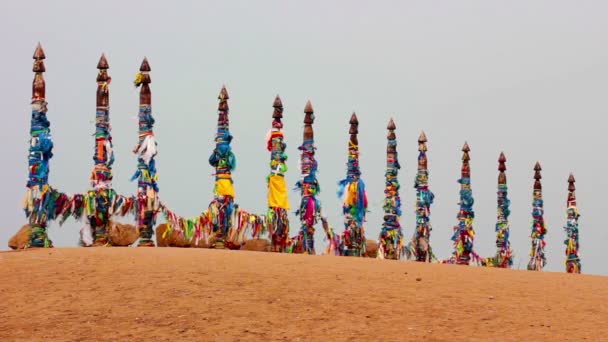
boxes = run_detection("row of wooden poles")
[20,44,581,274]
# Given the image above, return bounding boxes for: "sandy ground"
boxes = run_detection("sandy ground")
[0,248,607,341]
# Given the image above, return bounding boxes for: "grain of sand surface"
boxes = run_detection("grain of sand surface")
[1,248,607,341]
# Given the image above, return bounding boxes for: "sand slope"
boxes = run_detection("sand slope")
[1,248,607,341]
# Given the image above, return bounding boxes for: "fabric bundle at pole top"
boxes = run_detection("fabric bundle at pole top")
[378,118,403,260]
[407,131,435,262]
[564,174,581,273]
[267,95,290,251]
[294,100,324,254]
[527,161,547,271]
[132,57,159,247]
[338,112,368,257]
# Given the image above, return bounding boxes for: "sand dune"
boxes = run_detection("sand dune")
[1,248,607,341]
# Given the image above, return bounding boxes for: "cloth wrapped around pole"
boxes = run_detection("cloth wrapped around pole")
[338,114,368,257]
[378,120,403,260]
[527,163,547,271]
[564,175,581,273]
[24,45,54,248]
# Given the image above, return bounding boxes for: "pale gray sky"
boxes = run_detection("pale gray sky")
[1,1,607,274]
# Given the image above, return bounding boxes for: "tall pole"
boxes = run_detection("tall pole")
[378,118,403,259]
[564,174,581,273]
[208,85,236,249]
[450,142,476,265]
[527,162,547,271]
[24,43,54,247]
[267,95,290,252]
[338,113,368,257]
[295,100,321,254]
[486,152,513,267]
[87,53,115,246]
[408,131,435,262]
[133,57,159,247]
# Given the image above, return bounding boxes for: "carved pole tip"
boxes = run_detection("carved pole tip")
[139,57,151,72]
[462,142,470,152]
[534,161,542,171]
[218,85,229,100]
[418,131,427,143]
[387,118,396,130]
[349,112,358,125]
[273,95,282,108]
[499,152,506,163]
[97,53,109,69]
[33,43,46,59]
[304,100,313,114]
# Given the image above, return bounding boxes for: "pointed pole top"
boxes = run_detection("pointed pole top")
[33,42,46,59]
[272,94,283,121]
[218,84,229,100]
[139,57,151,72]
[387,118,396,130]
[273,95,282,108]
[349,112,359,125]
[533,161,542,191]
[499,152,506,163]
[498,152,507,172]
[568,173,576,192]
[387,118,396,140]
[32,43,46,100]
[304,100,313,114]
[32,43,46,73]
[349,112,359,135]
[418,131,427,143]
[97,53,109,69]
[462,141,470,152]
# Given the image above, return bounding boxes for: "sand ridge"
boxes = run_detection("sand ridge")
[1,248,607,341]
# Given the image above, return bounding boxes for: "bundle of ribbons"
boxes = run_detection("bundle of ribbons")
[527,162,547,271]
[207,86,237,249]
[446,143,481,265]
[25,43,54,247]
[266,96,290,251]
[406,132,436,262]
[294,101,322,254]
[337,113,368,257]
[132,58,159,246]
[161,204,267,248]
[484,153,513,268]
[564,174,581,273]
[378,119,403,260]
[23,187,136,245]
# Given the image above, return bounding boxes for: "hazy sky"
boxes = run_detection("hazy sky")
[1,1,607,275]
